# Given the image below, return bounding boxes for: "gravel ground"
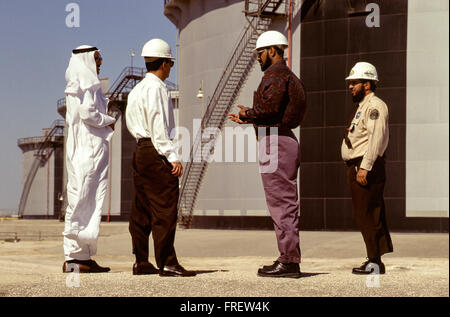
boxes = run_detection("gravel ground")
[0,220,448,297]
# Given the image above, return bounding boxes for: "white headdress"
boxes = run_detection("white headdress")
[65,45,101,94]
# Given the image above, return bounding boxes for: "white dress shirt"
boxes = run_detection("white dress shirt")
[341,92,389,171]
[126,72,180,163]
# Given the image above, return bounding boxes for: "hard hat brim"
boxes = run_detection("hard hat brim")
[345,75,379,82]
[142,55,176,60]
[252,44,288,55]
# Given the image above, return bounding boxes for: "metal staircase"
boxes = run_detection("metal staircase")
[245,0,287,18]
[177,0,288,228]
[108,67,146,103]
[56,67,147,119]
[17,120,65,218]
[57,68,177,115]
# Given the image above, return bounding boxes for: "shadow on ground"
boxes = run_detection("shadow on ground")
[195,270,229,275]
[300,272,329,278]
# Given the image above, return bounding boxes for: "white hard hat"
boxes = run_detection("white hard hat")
[253,30,288,54]
[345,62,378,82]
[141,39,175,60]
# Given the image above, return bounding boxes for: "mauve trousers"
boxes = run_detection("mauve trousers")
[129,138,179,268]
[258,130,301,264]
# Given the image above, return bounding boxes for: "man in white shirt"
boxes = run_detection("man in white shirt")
[341,62,393,275]
[126,39,195,277]
[62,45,116,273]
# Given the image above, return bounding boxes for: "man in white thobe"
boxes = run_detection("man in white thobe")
[62,45,116,273]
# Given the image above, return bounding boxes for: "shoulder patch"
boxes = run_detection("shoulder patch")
[369,109,379,120]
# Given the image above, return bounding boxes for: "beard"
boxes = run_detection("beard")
[260,58,271,72]
[352,87,365,103]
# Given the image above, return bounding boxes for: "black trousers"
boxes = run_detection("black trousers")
[129,138,179,268]
[346,156,393,259]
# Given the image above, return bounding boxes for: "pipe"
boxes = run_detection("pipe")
[107,133,112,222]
[288,0,293,69]
[47,152,50,219]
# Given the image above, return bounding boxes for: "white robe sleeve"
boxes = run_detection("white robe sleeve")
[147,86,180,163]
[360,104,388,171]
[79,88,116,128]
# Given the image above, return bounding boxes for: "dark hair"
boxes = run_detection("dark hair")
[366,80,377,92]
[145,58,170,71]
[272,46,285,58]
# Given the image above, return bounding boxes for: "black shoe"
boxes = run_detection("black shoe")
[262,260,280,270]
[133,262,159,275]
[63,259,110,273]
[63,260,91,273]
[257,262,301,278]
[159,265,197,277]
[87,260,111,273]
[352,260,385,275]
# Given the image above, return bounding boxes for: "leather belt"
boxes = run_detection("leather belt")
[345,156,363,167]
[137,138,151,144]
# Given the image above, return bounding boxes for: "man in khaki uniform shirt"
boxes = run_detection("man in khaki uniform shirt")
[341,62,393,275]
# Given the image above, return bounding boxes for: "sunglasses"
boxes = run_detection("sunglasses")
[349,80,363,86]
[256,49,266,58]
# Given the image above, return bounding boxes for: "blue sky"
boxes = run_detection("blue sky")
[0,0,178,210]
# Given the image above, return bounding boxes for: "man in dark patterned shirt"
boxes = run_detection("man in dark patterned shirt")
[229,30,307,278]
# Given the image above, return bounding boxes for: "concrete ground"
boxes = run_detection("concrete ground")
[0,219,448,297]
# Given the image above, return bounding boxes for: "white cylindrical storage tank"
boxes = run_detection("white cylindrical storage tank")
[164,0,301,228]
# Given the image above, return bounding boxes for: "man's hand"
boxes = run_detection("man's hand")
[171,162,183,178]
[237,105,250,119]
[228,113,246,124]
[228,105,250,124]
[356,168,368,186]
[108,101,121,120]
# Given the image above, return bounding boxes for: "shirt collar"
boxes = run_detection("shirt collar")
[264,60,287,74]
[145,72,167,88]
[359,92,375,107]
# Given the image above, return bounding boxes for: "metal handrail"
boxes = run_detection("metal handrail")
[17,120,65,146]
[17,135,63,146]
[177,0,289,227]
[57,67,178,109]
[182,16,262,172]
[178,14,272,227]
[245,0,287,16]
[18,120,65,217]
[109,67,146,94]
[178,18,259,202]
